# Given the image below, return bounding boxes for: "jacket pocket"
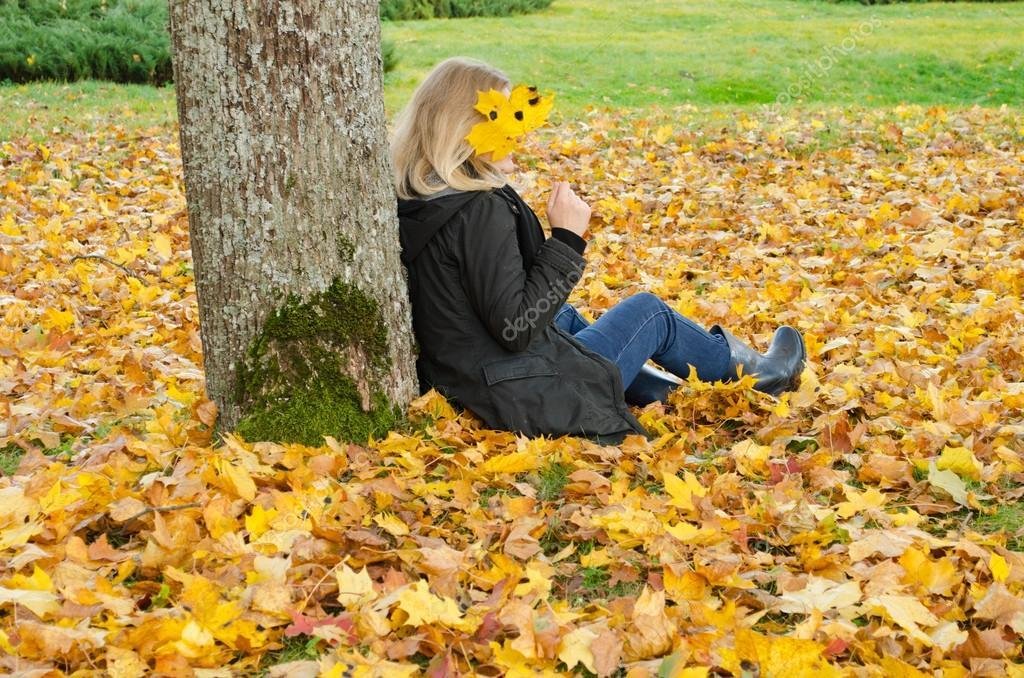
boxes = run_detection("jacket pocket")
[481,353,621,440]
[483,354,557,385]
[480,354,571,435]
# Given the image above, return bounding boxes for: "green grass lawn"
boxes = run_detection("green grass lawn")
[1,0,1022,139]
[1,79,176,140]
[383,0,1024,114]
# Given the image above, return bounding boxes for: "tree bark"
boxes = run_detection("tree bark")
[168,0,417,444]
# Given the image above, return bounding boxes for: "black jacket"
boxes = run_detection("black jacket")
[398,183,647,443]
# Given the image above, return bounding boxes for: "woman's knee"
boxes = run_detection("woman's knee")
[621,291,667,315]
[554,303,588,333]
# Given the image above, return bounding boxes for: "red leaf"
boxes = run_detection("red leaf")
[284,611,356,643]
[425,651,457,678]
[824,637,849,658]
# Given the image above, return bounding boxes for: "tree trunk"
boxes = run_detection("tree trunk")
[168,0,418,445]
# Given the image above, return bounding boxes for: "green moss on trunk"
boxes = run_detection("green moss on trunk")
[236,377,398,446]
[234,278,400,446]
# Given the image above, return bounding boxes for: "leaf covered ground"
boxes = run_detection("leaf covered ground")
[1,106,1023,676]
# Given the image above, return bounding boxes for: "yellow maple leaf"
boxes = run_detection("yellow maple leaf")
[591,505,662,548]
[465,85,553,160]
[336,563,376,608]
[663,567,708,602]
[776,575,862,614]
[863,594,939,645]
[580,548,614,567]
[652,124,674,145]
[490,640,550,677]
[989,553,1009,583]
[0,212,20,236]
[836,486,887,518]
[0,565,60,619]
[935,445,983,481]
[664,521,700,541]
[508,84,553,131]
[659,651,710,678]
[0,628,15,655]
[720,629,841,677]
[40,307,75,332]
[890,507,923,527]
[730,439,770,478]
[395,580,475,632]
[214,457,257,501]
[152,232,173,260]
[478,451,540,475]
[0,588,60,620]
[664,521,721,545]
[926,461,970,507]
[408,389,457,421]
[173,619,215,659]
[663,470,706,513]
[166,568,251,647]
[898,546,961,596]
[771,393,792,418]
[244,503,277,539]
[6,564,53,592]
[164,378,198,406]
[373,512,410,536]
[878,657,931,678]
[558,625,599,674]
[623,587,673,660]
[513,561,553,599]
[105,647,149,678]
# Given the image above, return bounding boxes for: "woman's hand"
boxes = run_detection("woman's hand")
[546,181,591,238]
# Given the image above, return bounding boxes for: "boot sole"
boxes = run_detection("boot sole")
[785,330,808,393]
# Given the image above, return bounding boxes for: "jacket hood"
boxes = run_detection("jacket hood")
[398,190,486,266]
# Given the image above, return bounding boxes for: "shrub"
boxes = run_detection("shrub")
[0,0,173,84]
[382,38,398,73]
[815,0,1017,3]
[0,0,399,86]
[380,0,554,20]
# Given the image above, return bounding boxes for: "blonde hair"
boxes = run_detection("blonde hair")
[390,57,511,200]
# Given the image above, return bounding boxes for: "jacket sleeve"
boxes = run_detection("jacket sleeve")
[457,194,586,352]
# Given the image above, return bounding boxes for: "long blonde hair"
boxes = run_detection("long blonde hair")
[390,57,511,200]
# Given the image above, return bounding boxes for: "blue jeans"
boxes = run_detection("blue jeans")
[553,293,732,390]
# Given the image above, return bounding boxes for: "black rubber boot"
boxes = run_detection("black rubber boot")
[624,363,683,406]
[711,325,806,396]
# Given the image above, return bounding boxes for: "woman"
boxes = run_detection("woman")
[392,57,806,443]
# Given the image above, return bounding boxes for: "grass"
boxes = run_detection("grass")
[0,436,74,476]
[0,79,175,139]
[973,502,1024,551]
[566,565,644,606]
[0,419,126,477]
[0,443,22,476]
[2,0,1022,139]
[257,636,321,675]
[535,460,571,501]
[381,0,1024,114]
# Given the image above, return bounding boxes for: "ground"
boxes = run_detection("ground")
[1,0,1023,675]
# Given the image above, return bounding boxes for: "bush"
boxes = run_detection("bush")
[382,38,398,73]
[816,0,1017,3]
[380,0,554,20]
[0,0,173,84]
[0,0,399,86]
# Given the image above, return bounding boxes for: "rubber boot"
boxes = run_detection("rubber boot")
[711,325,806,396]
[624,363,683,406]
